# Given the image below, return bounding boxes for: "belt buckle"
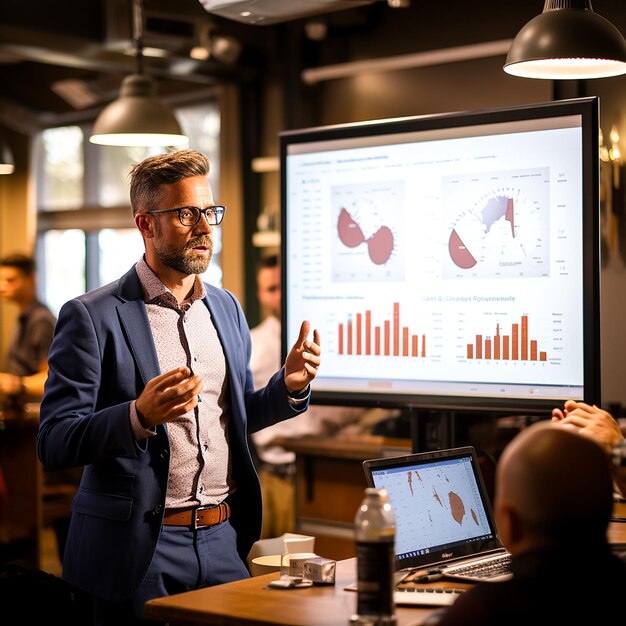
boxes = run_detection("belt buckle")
[192,505,210,530]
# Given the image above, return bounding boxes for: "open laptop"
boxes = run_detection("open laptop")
[363,446,512,583]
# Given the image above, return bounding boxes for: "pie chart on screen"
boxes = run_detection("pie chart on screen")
[448,228,478,269]
[338,207,395,266]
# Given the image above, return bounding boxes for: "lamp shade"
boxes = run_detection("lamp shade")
[90,74,189,147]
[0,140,15,175]
[504,1,626,79]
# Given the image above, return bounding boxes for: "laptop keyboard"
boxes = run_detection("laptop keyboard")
[394,587,465,606]
[443,554,512,581]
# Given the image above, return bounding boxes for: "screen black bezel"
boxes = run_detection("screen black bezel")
[280,97,601,416]
[363,446,503,572]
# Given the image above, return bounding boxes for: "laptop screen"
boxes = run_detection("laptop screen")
[363,446,503,571]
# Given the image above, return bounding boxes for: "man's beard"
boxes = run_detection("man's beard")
[154,237,213,275]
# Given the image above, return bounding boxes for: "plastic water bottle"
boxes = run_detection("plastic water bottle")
[350,487,396,626]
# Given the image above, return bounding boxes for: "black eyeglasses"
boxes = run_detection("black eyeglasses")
[146,205,226,227]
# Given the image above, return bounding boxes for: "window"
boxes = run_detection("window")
[36,100,222,315]
[39,126,84,211]
[98,228,145,286]
[39,229,86,315]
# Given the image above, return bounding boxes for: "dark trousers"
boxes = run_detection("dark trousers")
[91,519,249,625]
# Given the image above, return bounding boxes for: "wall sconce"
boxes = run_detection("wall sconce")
[504,0,626,80]
[90,0,188,147]
[601,125,622,200]
[608,126,623,214]
[609,126,621,165]
[0,140,15,175]
[599,125,624,259]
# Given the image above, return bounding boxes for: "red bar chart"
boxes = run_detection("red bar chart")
[466,315,547,362]
[338,302,427,358]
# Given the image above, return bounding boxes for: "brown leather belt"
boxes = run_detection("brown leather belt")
[163,502,230,529]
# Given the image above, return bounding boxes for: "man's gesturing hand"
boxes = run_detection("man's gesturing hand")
[135,366,203,428]
[284,320,321,395]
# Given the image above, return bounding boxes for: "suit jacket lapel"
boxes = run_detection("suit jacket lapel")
[118,299,161,386]
[116,266,161,386]
[204,289,244,396]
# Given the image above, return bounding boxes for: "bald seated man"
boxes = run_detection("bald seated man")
[435,421,626,626]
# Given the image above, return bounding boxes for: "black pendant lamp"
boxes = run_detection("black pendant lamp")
[90,0,188,147]
[504,0,626,80]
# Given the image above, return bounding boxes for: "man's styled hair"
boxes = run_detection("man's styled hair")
[129,149,210,216]
[0,253,36,276]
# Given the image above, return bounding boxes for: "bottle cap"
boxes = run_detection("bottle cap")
[365,487,388,499]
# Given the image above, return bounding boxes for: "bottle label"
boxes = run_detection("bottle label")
[355,539,395,617]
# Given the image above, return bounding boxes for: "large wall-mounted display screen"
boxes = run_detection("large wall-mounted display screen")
[280,97,600,414]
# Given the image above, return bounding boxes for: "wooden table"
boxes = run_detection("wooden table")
[145,556,463,626]
[145,506,626,626]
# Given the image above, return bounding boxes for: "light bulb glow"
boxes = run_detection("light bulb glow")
[505,57,626,79]
[89,133,189,147]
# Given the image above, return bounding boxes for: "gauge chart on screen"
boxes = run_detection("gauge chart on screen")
[444,168,550,280]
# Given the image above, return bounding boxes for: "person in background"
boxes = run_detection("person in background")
[0,253,55,404]
[552,400,626,498]
[435,420,626,626]
[0,253,76,560]
[36,150,322,625]
[249,253,363,538]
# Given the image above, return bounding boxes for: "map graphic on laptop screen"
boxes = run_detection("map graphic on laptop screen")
[363,447,507,574]
[371,453,492,558]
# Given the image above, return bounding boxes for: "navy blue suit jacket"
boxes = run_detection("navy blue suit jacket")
[36,266,307,601]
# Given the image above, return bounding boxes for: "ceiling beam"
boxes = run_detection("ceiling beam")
[301,39,514,84]
[0,25,245,85]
